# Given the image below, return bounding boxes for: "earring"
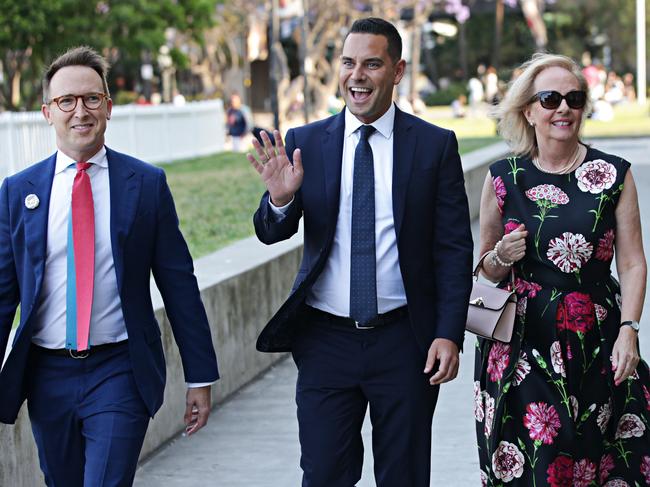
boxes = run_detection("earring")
[528,120,534,127]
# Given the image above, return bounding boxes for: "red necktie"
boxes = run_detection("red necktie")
[71,162,95,351]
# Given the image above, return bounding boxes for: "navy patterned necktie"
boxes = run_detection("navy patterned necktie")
[350,124,377,325]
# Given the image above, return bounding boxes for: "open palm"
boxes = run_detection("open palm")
[247,130,303,206]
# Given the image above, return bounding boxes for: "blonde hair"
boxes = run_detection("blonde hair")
[493,53,590,158]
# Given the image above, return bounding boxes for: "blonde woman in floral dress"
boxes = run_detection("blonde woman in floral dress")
[475,53,649,486]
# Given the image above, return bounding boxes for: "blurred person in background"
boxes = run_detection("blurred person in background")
[226,92,252,152]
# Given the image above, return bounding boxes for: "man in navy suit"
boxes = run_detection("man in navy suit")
[248,18,473,487]
[0,46,219,486]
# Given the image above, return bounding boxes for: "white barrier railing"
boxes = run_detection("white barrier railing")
[0,99,225,180]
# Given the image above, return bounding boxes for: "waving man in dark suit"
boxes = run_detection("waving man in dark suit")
[249,18,473,487]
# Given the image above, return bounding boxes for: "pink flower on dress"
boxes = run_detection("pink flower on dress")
[493,176,506,214]
[523,401,561,444]
[514,277,542,298]
[504,219,520,235]
[573,458,597,487]
[643,385,650,411]
[484,392,495,438]
[594,303,608,322]
[474,381,484,422]
[512,351,531,386]
[556,292,596,334]
[487,342,511,382]
[641,455,650,484]
[597,399,613,434]
[526,184,570,204]
[516,296,528,319]
[615,413,646,439]
[595,229,615,261]
[547,232,593,273]
[598,453,615,484]
[550,341,566,377]
[575,159,617,194]
[492,441,525,482]
[547,455,574,487]
[480,470,488,487]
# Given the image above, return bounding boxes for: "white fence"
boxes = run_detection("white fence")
[0,99,225,180]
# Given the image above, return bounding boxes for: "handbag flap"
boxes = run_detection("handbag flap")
[469,282,514,311]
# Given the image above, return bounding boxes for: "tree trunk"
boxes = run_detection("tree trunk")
[493,0,504,70]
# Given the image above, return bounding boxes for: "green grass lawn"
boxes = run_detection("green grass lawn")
[583,104,650,138]
[166,136,500,259]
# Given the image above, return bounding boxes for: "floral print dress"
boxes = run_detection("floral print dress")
[475,146,650,487]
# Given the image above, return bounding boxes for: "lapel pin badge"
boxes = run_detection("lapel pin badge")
[25,194,40,210]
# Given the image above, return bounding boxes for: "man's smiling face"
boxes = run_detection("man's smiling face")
[339,33,405,124]
[42,65,112,161]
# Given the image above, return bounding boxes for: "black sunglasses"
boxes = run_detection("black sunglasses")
[531,90,587,110]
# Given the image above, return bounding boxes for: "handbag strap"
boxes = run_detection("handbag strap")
[474,251,515,288]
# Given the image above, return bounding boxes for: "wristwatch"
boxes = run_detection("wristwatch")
[621,320,640,332]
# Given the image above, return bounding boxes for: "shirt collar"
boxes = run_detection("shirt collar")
[55,146,108,174]
[344,102,395,140]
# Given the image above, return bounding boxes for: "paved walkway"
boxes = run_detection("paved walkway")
[134,137,650,486]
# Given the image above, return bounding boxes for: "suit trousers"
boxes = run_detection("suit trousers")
[26,341,150,487]
[291,310,439,487]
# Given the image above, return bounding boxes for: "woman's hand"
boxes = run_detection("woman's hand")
[612,326,640,386]
[496,224,528,264]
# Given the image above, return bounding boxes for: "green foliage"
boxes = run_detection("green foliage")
[0,0,219,111]
[424,82,467,106]
[114,90,139,105]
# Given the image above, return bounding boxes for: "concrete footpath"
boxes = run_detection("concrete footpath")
[134,138,650,486]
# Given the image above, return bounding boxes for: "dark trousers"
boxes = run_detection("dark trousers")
[292,310,439,487]
[26,342,150,487]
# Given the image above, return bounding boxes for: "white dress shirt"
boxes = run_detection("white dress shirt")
[272,103,407,317]
[31,147,128,348]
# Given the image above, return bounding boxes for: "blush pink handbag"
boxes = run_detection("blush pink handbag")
[466,252,517,343]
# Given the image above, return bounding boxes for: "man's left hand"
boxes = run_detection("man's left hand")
[424,338,460,386]
[184,385,212,436]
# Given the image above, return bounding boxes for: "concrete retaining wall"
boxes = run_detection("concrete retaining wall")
[0,141,509,486]
[0,233,303,486]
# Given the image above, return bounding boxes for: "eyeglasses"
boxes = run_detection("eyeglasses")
[49,92,108,112]
[531,90,587,110]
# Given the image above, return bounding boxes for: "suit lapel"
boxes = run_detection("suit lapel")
[321,110,346,228]
[107,148,141,291]
[23,155,56,271]
[392,108,416,239]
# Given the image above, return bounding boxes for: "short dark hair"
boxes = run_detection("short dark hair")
[347,18,402,62]
[43,46,110,103]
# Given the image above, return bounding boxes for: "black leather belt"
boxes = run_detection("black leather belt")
[32,340,128,359]
[305,306,408,329]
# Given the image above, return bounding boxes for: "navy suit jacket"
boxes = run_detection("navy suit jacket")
[254,107,473,355]
[0,147,219,424]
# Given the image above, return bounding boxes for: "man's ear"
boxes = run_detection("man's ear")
[106,98,113,120]
[42,104,53,125]
[393,59,407,85]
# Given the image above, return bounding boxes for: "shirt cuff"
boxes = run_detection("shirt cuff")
[186,382,215,388]
[268,196,294,221]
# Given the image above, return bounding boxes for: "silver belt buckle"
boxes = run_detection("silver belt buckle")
[69,349,90,359]
[354,320,375,330]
